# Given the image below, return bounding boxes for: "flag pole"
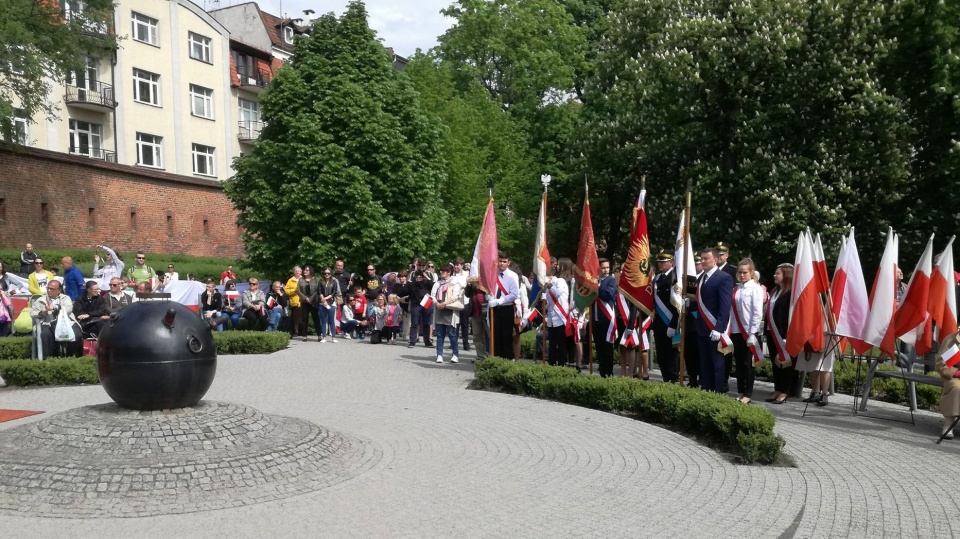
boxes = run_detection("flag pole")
[585,177,594,373]
[678,181,692,386]
[487,178,496,360]
[541,174,550,365]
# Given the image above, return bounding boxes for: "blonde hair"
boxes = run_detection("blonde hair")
[387,294,399,306]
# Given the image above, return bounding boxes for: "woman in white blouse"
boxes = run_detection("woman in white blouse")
[730,258,765,404]
[544,259,572,367]
[93,245,125,291]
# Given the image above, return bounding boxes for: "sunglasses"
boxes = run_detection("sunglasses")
[35,261,44,264]
[323,273,331,276]
[110,283,121,287]
[136,257,145,260]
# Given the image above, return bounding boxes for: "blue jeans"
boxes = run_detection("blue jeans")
[225,312,241,330]
[267,306,284,331]
[318,304,336,337]
[435,324,459,357]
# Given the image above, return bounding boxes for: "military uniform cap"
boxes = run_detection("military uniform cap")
[695,254,702,263]
[714,242,730,253]
[656,249,674,262]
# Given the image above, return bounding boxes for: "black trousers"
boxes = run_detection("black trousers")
[301,303,321,337]
[491,304,515,359]
[654,328,678,382]
[547,325,567,366]
[593,318,615,377]
[732,333,756,397]
[242,309,267,331]
[683,317,700,386]
[772,357,799,395]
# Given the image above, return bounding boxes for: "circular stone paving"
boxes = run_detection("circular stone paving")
[0,401,381,518]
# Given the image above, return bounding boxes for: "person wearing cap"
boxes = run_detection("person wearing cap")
[653,250,680,383]
[714,242,737,279]
[695,247,734,393]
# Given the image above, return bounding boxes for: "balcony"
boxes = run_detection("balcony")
[237,69,271,93]
[65,82,117,112]
[69,146,117,163]
[238,121,264,143]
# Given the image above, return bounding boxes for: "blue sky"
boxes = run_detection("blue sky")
[197,0,454,57]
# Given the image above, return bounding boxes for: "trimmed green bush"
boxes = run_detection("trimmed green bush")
[0,337,31,360]
[0,357,98,386]
[475,357,785,464]
[212,331,290,354]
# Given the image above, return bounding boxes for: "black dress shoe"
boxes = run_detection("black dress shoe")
[463,345,471,351]
[802,392,821,403]
[816,393,829,407]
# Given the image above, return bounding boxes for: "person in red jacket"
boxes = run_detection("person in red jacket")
[351,286,369,338]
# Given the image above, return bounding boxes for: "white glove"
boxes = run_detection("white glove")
[488,298,500,308]
[666,328,676,338]
[747,334,758,347]
[709,330,722,342]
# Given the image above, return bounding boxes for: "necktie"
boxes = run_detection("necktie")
[497,272,503,298]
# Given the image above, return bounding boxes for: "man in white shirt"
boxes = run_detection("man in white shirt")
[486,251,520,359]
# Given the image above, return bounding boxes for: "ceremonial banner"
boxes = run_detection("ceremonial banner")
[812,232,830,294]
[862,228,899,359]
[573,187,599,312]
[618,190,654,316]
[476,200,499,295]
[533,191,551,287]
[894,234,934,347]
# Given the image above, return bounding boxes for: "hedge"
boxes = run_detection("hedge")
[474,358,784,464]
[0,331,289,386]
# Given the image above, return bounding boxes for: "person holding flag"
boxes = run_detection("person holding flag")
[729,258,765,404]
[487,252,520,359]
[695,247,735,393]
[592,258,618,375]
[266,281,289,332]
[936,331,960,439]
[652,250,680,383]
[544,260,571,366]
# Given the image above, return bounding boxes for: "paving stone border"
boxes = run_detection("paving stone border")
[0,401,382,518]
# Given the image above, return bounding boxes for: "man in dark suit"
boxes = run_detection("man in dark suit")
[695,248,734,393]
[652,250,680,383]
[715,242,737,279]
[683,254,702,387]
[592,258,618,376]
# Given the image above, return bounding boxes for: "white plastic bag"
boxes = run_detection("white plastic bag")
[55,308,76,342]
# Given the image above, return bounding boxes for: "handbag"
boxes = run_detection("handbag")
[13,308,32,334]
[82,339,98,357]
[55,308,76,342]
[370,329,382,344]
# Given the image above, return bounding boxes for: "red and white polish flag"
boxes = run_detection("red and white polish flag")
[833,228,871,353]
[787,231,825,356]
[420,295,434,309]
[224,290,240,301]
[920,237,958,355]
[862,228,899,359]
[942,342,960,368]
[266,296,277,309]
[894,234,934,348]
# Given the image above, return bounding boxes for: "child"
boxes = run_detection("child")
[351,286,368,339]
[383,294,402,344]
[370,294,387,344]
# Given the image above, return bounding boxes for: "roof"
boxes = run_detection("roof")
[258,9,308,53]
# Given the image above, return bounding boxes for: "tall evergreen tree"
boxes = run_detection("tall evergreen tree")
[224,1,448,276]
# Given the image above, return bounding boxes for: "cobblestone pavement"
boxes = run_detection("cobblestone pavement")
[0,339,958,537]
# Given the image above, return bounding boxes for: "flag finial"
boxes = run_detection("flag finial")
[540,174,551,190]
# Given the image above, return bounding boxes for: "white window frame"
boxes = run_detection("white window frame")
[188,32,212,63]
[132,68,160,106]
[189,84,213,119]
[238,98,259,122]
[191,144,216,177]
[136,132,163,169]
[6,110,28,144]
[283,26,294,44]
[131,12,159,46]
[68,119,102,157]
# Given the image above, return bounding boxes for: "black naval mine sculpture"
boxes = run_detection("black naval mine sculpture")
[97,299,217,410]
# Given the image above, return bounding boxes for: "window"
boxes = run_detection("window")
[132,68,160,105]
[191,144,215,176]
[131,12,159,46]
[4,110,28,144]
[136,132,163,168]
[68,119,102,157]
[238,98,259,122]
[188,32,212,63]
[189,84,213,119]
[283,26,294,44]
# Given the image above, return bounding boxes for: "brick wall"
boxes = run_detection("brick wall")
[0,145,244,258]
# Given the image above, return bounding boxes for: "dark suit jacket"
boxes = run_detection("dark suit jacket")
[718,262,737,279]
[764,289,790,357]
[694,269,734,337]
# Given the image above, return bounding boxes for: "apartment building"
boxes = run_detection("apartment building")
[14,0,236,181]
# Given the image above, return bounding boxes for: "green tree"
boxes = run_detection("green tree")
[877,0,960,249]
[224,1,448,276]
[404,55,538,259]
[577,0,913,270]
[1,0,116,138]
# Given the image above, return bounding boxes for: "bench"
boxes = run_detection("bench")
[858,345,942,418]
